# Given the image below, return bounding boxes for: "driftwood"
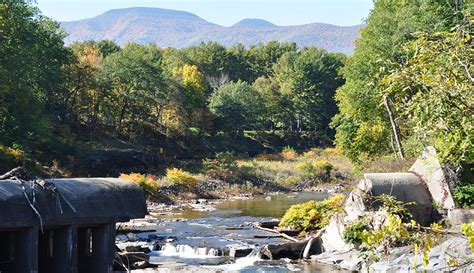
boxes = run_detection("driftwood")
[0,167,24,180]
[254,224,300,242]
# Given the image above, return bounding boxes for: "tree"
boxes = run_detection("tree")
[171,64,211,134]
[247,41,297,79]
[0,0,68,147]
[272,47,345,140]
[182,42,232,79]
[61,43,103,133]
[100,43,166,138]
[332,0,460,162]
[208,81,264,135]
[253,77,286,131]
[383,31,473,166]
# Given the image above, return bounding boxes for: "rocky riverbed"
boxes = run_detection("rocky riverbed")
[114,148,474,273]
[114,191,349,272]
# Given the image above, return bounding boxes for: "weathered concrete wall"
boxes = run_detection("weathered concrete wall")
[0,178,147,273]
[0,178,147,228]
[362,172,434,225]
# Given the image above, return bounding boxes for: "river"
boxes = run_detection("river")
[118,191,349,272]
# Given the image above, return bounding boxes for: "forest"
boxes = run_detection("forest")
[0,0,472,200]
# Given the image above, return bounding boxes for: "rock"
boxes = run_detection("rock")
[366,237,473,273]
[152,243,161,251]
[265,196,272,201]
[263,240,312,260]
[410,146,455,209]
[259,220,280,229]
[320,214,352,252]
[448,209,474,229]
[311,249,362,271]
[148,234,158,240]
[117,252,150,264]
[228,247,253,258]
[226,227,246,230]
[127,233,140,242]
[132,261,149,269]
[119,220,159,233]
[116,242,150,253]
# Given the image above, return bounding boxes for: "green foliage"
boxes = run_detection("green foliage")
[351,195,445,269]
[343,217,370,245]
[461,220,474,252]
[314,160,333,174]
[203,151,236,172]
[273,47,345,136]
[453,184,474,208]
[383,31,473,166]
[360,213,411,252]
[332,0,461,163]
[279,194,345,231]
[208,81,264,135]
[100,43,167,136]
[359,212,443,268]
[374,194,415,219]
[0,145,26,172]
[295,159,333,181]
[0,0,68,147]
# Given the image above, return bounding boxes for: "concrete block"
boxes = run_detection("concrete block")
[410,146,455,209]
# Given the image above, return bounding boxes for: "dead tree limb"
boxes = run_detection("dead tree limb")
[384,95,405,159]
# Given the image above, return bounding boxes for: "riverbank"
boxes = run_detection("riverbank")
[113,147,473,273]
[118,148,363,204]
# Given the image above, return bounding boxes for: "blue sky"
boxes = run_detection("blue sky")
[36,0,373,26]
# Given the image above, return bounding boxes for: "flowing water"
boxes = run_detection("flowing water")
[120,192,348,272]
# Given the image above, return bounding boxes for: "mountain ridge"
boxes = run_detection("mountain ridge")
[61,7,363,54]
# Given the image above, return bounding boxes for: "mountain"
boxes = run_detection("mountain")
[232,19,276,28]
[61,7,363,54]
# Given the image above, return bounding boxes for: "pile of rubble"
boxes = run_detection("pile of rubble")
[310,147,473,272]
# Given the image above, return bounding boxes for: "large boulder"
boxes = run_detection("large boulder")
[410,146,455,209]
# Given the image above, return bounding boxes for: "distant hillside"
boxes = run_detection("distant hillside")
[61,7,363,54]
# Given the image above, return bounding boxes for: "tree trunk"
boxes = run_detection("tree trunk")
[384,95,405,160]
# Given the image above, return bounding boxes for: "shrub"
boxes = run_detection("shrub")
[279,194,345,231]
[453,184,474,208]
[278,176,299,187]
[360,213,410,252]
[295,162,316,174]
[302,149,317,158]
[295,160,333,182]
[322,148,339,156]
[359,213,443,268]
[119,173,159,193]
[314,160,333,174]
[0,145,26,172]
[281,146,297,160]
[255,153,283,161]
[461,220,474,252]
[203,151,236,172]
[165,168,198,190]
[343,218,370,245]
